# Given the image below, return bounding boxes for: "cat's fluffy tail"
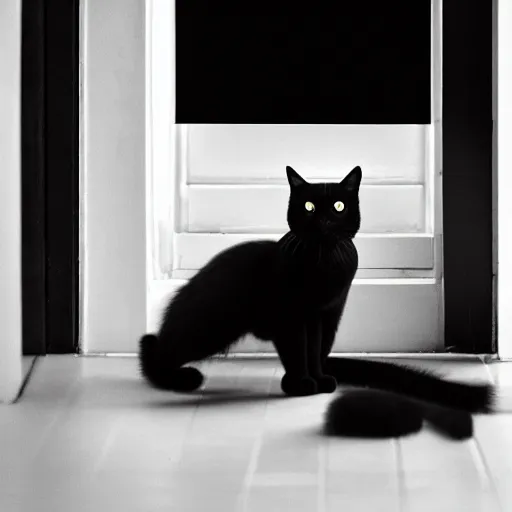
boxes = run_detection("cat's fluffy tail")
[324,389,473,440]
[326,356,494,413]
[139,334,204,392]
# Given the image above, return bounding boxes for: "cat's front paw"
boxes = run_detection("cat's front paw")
[281,374,318,396]
[314,374,337,393]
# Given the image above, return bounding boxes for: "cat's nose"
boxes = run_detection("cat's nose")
[318,221,330,233]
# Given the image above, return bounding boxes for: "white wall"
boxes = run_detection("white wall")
[0,0,22,403]
[82,0,147,352]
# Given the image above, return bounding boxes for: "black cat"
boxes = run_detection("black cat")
[140,166,493,418]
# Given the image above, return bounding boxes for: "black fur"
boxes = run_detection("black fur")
[139,165,494,426]
[325,389,473,440]
[324,389,424,438]
[140,166,362,397]
[140,334,204,391]
[325,356,494,413]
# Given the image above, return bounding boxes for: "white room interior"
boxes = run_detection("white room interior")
[3,0,512,402]
[2,1,512,510]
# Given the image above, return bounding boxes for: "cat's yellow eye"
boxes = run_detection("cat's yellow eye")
[305,201,315,212]
[334,201,345,212]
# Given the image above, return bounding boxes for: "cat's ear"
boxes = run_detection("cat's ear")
[340,166,362,193]
[286,166,308,188]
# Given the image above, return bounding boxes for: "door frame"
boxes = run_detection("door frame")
[496,0,512,359]
[442,0,495,354]
[23,0,499,356]
[21,0,80,355]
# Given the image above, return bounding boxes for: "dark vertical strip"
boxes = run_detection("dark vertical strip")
[21,0,46,355]
[491,0,498,352]
[44,0,80,353]
[443,1,494,353]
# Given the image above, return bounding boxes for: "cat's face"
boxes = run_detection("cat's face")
[286,166,362,242]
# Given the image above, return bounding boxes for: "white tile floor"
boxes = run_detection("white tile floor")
[0,355,511,512]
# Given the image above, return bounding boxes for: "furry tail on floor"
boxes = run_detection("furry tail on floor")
[324,389,473,440]
[326,356,495,413]
[139,334,204,392]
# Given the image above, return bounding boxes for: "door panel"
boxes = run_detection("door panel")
[185,184,425,234]
[172,233,434,272]
[148,120,441,353]
[187,124,426,184]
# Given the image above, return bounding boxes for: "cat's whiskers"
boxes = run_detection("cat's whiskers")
[334,245,345,267]
[290,237,302,257]
[279,233,295,253]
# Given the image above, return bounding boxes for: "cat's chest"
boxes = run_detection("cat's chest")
[297,267,351,302]
[278,246,357,309]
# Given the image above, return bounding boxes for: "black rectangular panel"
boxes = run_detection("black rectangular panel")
[442,0,494,353]
[44,0,80,353]
[21,0,47,355]
[176,0,431,124]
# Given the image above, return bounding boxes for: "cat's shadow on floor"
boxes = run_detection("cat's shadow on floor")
[151,387,290,409]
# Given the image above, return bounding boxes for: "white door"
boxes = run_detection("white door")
[145,0,443,354]
[147,120,442,353]
[82,0,443,354]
